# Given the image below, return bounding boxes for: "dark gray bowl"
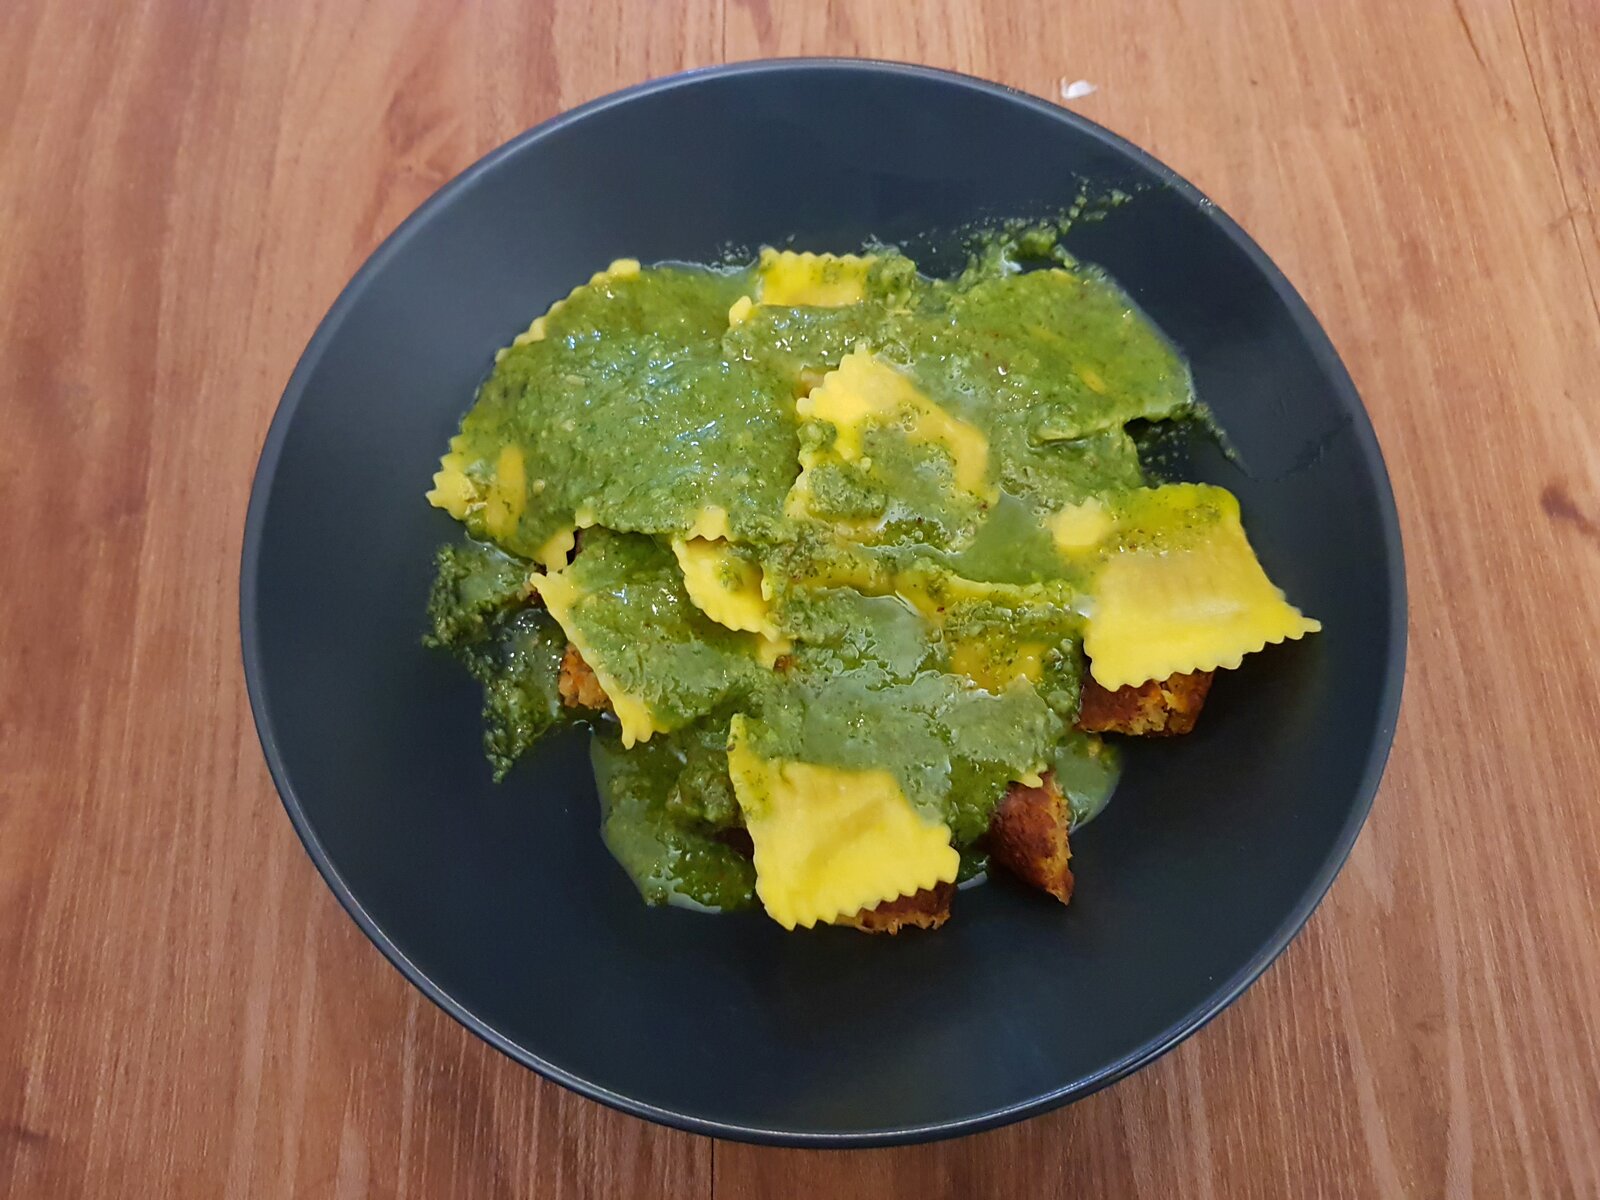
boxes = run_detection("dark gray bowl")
[241,60,1405,1146]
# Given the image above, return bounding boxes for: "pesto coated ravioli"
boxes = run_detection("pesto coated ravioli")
[424,231,1319,931]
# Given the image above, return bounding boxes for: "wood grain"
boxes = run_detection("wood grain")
[2,1,1597,1196]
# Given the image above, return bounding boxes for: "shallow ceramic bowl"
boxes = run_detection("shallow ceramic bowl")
[242,60,1405,1146]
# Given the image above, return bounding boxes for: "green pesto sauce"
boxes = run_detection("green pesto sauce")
[423,540,568,780]
[426,223,1196,909]
[1054,728,1123,830]
[944,492,1064,584]
[423,540,530,656]
[724,252,918,382]
[551,528,767,731]
[739,588,1060,845]
[591,725,756,911]
[739,669,1058,846]
[457,266,799,554]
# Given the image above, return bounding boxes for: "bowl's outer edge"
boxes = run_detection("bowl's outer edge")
[239,57,1408,1147]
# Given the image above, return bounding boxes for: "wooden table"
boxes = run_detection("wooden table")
[4,1,1598,1195]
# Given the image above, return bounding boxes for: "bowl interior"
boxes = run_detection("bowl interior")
[244,61,1403,1145]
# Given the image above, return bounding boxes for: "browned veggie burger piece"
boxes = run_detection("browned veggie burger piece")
[557,644,611,711]
[839,883,955,934]
[987,775,1074,904]
[1075,670,1214,737]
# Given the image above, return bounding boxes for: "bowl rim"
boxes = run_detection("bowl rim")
[240,56,1408,1148]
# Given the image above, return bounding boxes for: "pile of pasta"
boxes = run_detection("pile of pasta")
[427,248,1318,931]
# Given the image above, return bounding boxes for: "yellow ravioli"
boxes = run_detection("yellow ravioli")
[670,535,791,665]
[796,350,993,499]
[428,441,529,544]
[727,717,960,930]
[684,505,732,542]
[481,446,526,542]
[1048,496,1114,551]
[426,434,478,519]
[949,638,1050,692]
[502,258,643,355]
[529,567,664,748]
[532,526,577,572]
[757,249,873,307]
[1082,485,1321,689]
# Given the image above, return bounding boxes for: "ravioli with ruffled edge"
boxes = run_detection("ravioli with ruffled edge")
[422,233,1319,932]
